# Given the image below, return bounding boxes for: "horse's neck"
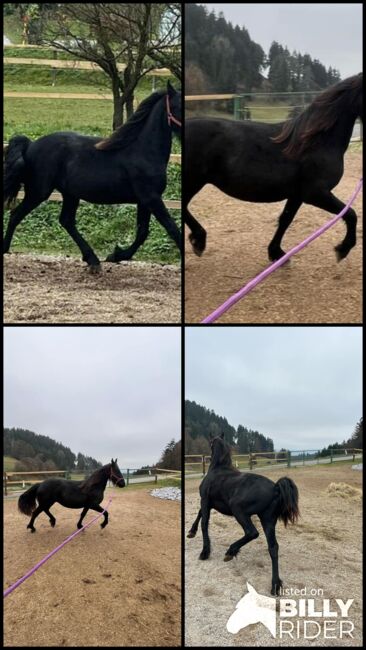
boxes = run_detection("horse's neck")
[328,109,358,152]
[142,103,172,161]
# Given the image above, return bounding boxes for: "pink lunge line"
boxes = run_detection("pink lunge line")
[201,179,363,324]
[4,497,113,598]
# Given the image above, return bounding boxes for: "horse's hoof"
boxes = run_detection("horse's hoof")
[89,264,101,274]
[187,531,196,538]
[271,580,283,596]
[268,246,286,262]
[334,244,349,262]
[199,550,210,560]
[224,553,234,562]
[189,233,206,256]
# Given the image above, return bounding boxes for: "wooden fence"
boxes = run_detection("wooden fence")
[185,448,363,476]
[4,466,181,494]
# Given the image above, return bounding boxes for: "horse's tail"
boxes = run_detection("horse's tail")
[18,483,40,516]
[4,135,32,207]
[275,477,299,526]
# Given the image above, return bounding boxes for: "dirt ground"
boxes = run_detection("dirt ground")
[3,254,181,324]
[185,464,362,646]
[185,152,362,323]
[4,488,181,647]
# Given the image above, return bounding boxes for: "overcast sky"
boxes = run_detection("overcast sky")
[185,327,362,450]
[4,327,181,469]
[202,3,362,79]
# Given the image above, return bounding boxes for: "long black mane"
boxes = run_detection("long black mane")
[79,463,109,490]
[209,435,238,471]
[96,90,166,151]
[272,73,362,157]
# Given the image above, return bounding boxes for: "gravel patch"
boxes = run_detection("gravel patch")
[150,487,181,501]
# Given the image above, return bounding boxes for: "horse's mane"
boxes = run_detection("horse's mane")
[210,437,236,470]
[272,73,362,157]
[95,90,165,151]
[79,464,108,490]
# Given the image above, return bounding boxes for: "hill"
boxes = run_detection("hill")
[3,427,101,472]
[185,400,274,454]
[185,4,340,94]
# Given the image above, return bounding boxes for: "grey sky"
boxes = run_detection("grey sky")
[4,327,181,469]
[185,327,362,450]
[203,3,362,79]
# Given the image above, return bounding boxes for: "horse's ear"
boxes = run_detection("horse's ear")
[209,432,213,440]
[167,80,176,96]
[220,432,225,439]
[111,458,114,464]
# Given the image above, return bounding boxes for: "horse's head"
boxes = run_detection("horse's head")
[109,458,125,488]
[209,431,226,451]
[208,433,233,468]
[166,81,181,138]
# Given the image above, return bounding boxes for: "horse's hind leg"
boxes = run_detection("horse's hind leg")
[268,197,302,261]
[3,192,47,253]
[306,191,357,260]
[259,515,282,596]
[44,508,56,528]
[224,512,259,561]
[187,508,202,538]
[27,505,44,533]
[106,205,151,262]
[58,195,101,271]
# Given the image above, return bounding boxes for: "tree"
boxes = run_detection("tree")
[157,438,181,470]
[41,3,181,128]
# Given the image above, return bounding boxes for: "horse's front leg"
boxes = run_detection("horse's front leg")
[199,500,211,560]
[306,190,357,261]
[89,504,108,529]
[268,198,302,261]
[137,190,182,253]
[106,205,151,262]
[77,507,89,529]
[187,508,202,538]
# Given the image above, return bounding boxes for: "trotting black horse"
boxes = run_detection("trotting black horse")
[4,82,181,271]
[18,459,125,532]
[185,73,362,263]
[187,434,299,595]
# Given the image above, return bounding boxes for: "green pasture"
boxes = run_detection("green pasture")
[4,456,17,472]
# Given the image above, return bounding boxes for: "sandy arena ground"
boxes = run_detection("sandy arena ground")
[185,151,362,323]
[4,488,181,647]
[3,255,181,324]
[185,464,362,646]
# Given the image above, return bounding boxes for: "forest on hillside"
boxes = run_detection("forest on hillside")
[185,4,341,94]
[4,428,101,472]
[185,400,274,455]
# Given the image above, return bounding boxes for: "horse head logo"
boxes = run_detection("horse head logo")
[226,582,276,637]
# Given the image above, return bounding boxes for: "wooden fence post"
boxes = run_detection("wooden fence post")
[202,455,205,476]
[4,473,7,496]
[249,454,253,470]
[127,469,130,486]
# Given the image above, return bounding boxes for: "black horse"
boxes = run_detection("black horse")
[187,434,299,595]
[4,82,181,271]
[18,459,125,532]
[185,73,362,263]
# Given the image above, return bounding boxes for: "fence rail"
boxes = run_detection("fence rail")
[4,57,171,77]
[3,466,181,495]
[185,448,362,477]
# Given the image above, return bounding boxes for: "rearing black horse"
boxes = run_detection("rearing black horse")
[185,73,362,263]
[4,81,181,271]
[18,459,125,532]
[187,434,299,595]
